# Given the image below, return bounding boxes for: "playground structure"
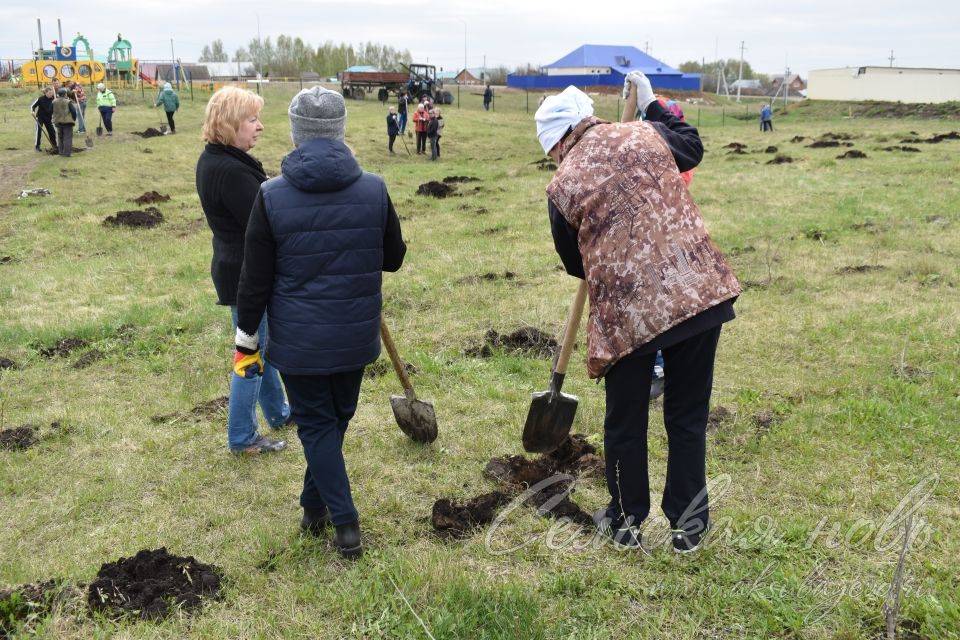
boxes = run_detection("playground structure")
[21,20,139,87]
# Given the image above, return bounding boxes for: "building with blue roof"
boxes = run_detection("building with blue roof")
[508,44,700,91]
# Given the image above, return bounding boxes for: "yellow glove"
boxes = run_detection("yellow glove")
[233,350,264,378]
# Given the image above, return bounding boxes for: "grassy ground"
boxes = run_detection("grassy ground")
[0,84,958,639]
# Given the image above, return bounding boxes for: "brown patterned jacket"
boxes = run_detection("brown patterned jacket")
[546,117,741,378]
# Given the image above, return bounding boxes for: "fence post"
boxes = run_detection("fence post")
[722,106,725,127]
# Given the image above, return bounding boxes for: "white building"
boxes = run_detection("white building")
[807,66,960,103]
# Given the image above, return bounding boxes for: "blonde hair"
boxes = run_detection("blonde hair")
[202,86,264,145]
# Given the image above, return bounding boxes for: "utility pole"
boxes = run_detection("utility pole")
[888,49,895,67]
[784,65,790,109]
[736,40,745,102]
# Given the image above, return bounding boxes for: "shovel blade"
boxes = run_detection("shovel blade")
[522,389,578,453]
[84,136,94,148]
[96,127,103,137]
[390,394,438,444]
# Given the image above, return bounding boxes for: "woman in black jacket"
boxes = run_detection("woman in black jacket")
[196,87,290,455]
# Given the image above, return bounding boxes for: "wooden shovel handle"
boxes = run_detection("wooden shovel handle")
[554,280,589,376]
[380,317,414,394]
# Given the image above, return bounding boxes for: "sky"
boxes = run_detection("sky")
[2,0,959,78]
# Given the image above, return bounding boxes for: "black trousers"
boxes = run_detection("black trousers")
[280,368,365,526]
[416,131,427,154]
[388,134,396,152]
[165,111,176,133]
[35,118,55,149]
[602,325,722,534]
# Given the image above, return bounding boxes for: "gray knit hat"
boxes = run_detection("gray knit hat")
[288,86,346,145]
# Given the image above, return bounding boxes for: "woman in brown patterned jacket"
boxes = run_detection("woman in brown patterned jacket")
[535,76,740,553]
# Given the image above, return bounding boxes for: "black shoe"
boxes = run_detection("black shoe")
[300,506,331,535]
[650,375,664,400]
[35,146,43,153]
[594,509,642,549]
[334,521,363,559]
[672,526,708,554]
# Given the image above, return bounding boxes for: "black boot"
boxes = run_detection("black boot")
[334,520,363,559]
[300,506,331,535]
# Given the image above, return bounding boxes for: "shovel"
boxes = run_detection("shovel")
[522,279,589,453]
[96,114,103,137]
[380,318,438,443]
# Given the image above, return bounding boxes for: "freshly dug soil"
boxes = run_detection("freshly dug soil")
[38,337,88,358]
[134,191,171,205]
[442,176,479,184]
[766,155,794,165]
[707,406,732,432]
[416,181,455,198]
[821,132,853,140]
[465,326,558,358]
[790,135,806,143]
[807,140,841,148]
[0,356,16,369]
[0,255,13,264]
[0,425,39,451]
[432,491,513,539]
[131,128,165,138]
[152,396,229,423]
[104,208,164,228]
[87,548,222,620]
[724,142,746,150]
[72,349,105,369]
[764,146,778,153]
[0,580,77,635]
[900,131,960,144]
[837,150,867,159]
[882,146,921,152]
[364,359,417,379]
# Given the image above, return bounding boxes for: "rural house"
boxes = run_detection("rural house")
[807,66,960,103]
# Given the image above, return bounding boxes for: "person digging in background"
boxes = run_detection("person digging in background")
[234,86,406,559]
[30,86,56,152]
[386,105,399,154]
[760,103,774,132]
[95,82,116,135]
[535,76,740,553]
[196,86,291,456]
[155,82,180,134]
[52,87,78,157]
[67,81,87,134]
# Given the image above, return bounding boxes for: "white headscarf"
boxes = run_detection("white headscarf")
[534,86,594,154]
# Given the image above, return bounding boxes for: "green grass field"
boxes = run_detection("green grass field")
[0,84,958,639]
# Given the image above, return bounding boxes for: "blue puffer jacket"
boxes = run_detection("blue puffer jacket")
[260,138,389,374]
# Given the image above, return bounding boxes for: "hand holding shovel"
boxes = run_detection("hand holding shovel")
[380,318,438,443]
[522,279,588,453]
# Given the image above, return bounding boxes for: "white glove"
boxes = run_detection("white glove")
[625,71,656,112]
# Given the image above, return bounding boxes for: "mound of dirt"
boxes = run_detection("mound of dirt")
[131,128,165,138]
[134,191,171,205]
[807,140,841,148]
[836,264,886,275]
[416,181,455,198]
[0,356,17,369]
[87,548,222,620]
[72,349,105,369]
[442,176,480,184]
[821,132,853,141]
[0,426,39,451]
[900,131,960,144]
[764,146,778,153]
[724,142,747,150]
[882,146,921,152]
[0,580,78,636]
[837,150,867,159]
[459,271,518,284]
[790,136,806,143]
[766,155,794,165]
[707,406,732,432]
[465,326,558,358]
[1,255,13,264]
[38,337,88,358]
[104,208,164,228]
[432,491,512,539]
[364,359,417,379]
[151,396,229,423]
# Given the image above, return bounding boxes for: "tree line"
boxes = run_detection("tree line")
[199,38,412,78]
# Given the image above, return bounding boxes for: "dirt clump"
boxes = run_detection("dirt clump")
[131,128,165,138]
[87,548,222,620]
[807,140,841,148]
[0,425,39,451]
[1,256,13,264]
[0,580,78,636]
[134,191,171,205]
[416,181,455,198]
[836,264,886,275]
[151,396,229,423]
[837,150,867,159]
[442,176,480,184]
[532,158,557,171]
[790,135,806,143]
[459,271,517,284]
[764,146,778,153]
[882,146,921,152]
[707,406,732,432]
[821,132,854,141]
[900,131,960,144]
[0,356,17,369]
[431,491,513,539]
[38,337,88,358]
[72,349,105,369]
[766,155,794,165]
[104,208,164,228]
[724,142,746,150]
[465,326,558,358]
[364,359,417,379]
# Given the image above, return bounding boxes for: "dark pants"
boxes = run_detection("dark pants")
[761,119,773,132]
[280,368,365,526]
[416,131,427,154]
[602,326,722,534]
[388,134,396,152]
[165,111,176,133]
[35,118,56,149]
[430,136,439,160]
[56,124,74,156]
[98,106,114,132]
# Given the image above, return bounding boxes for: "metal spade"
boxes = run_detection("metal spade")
[380,318,438,443]
[522,279,588,453]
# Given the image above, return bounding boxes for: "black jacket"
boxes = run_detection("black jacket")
[195,143,268,305]
[31,94,55,122]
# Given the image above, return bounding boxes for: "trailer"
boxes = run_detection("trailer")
[340,63,454,104]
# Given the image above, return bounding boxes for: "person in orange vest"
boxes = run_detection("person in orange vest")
[412,101,429,155]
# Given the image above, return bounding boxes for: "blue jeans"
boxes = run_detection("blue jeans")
[228,307,289,449]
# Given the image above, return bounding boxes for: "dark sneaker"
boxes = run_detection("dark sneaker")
[671,527,708,554]
[300,506,332,535]
[649,376,665,401]
[594,509,643,549]
[231,434,287,456]
[334,521,363,559]
[271,414,296,431]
